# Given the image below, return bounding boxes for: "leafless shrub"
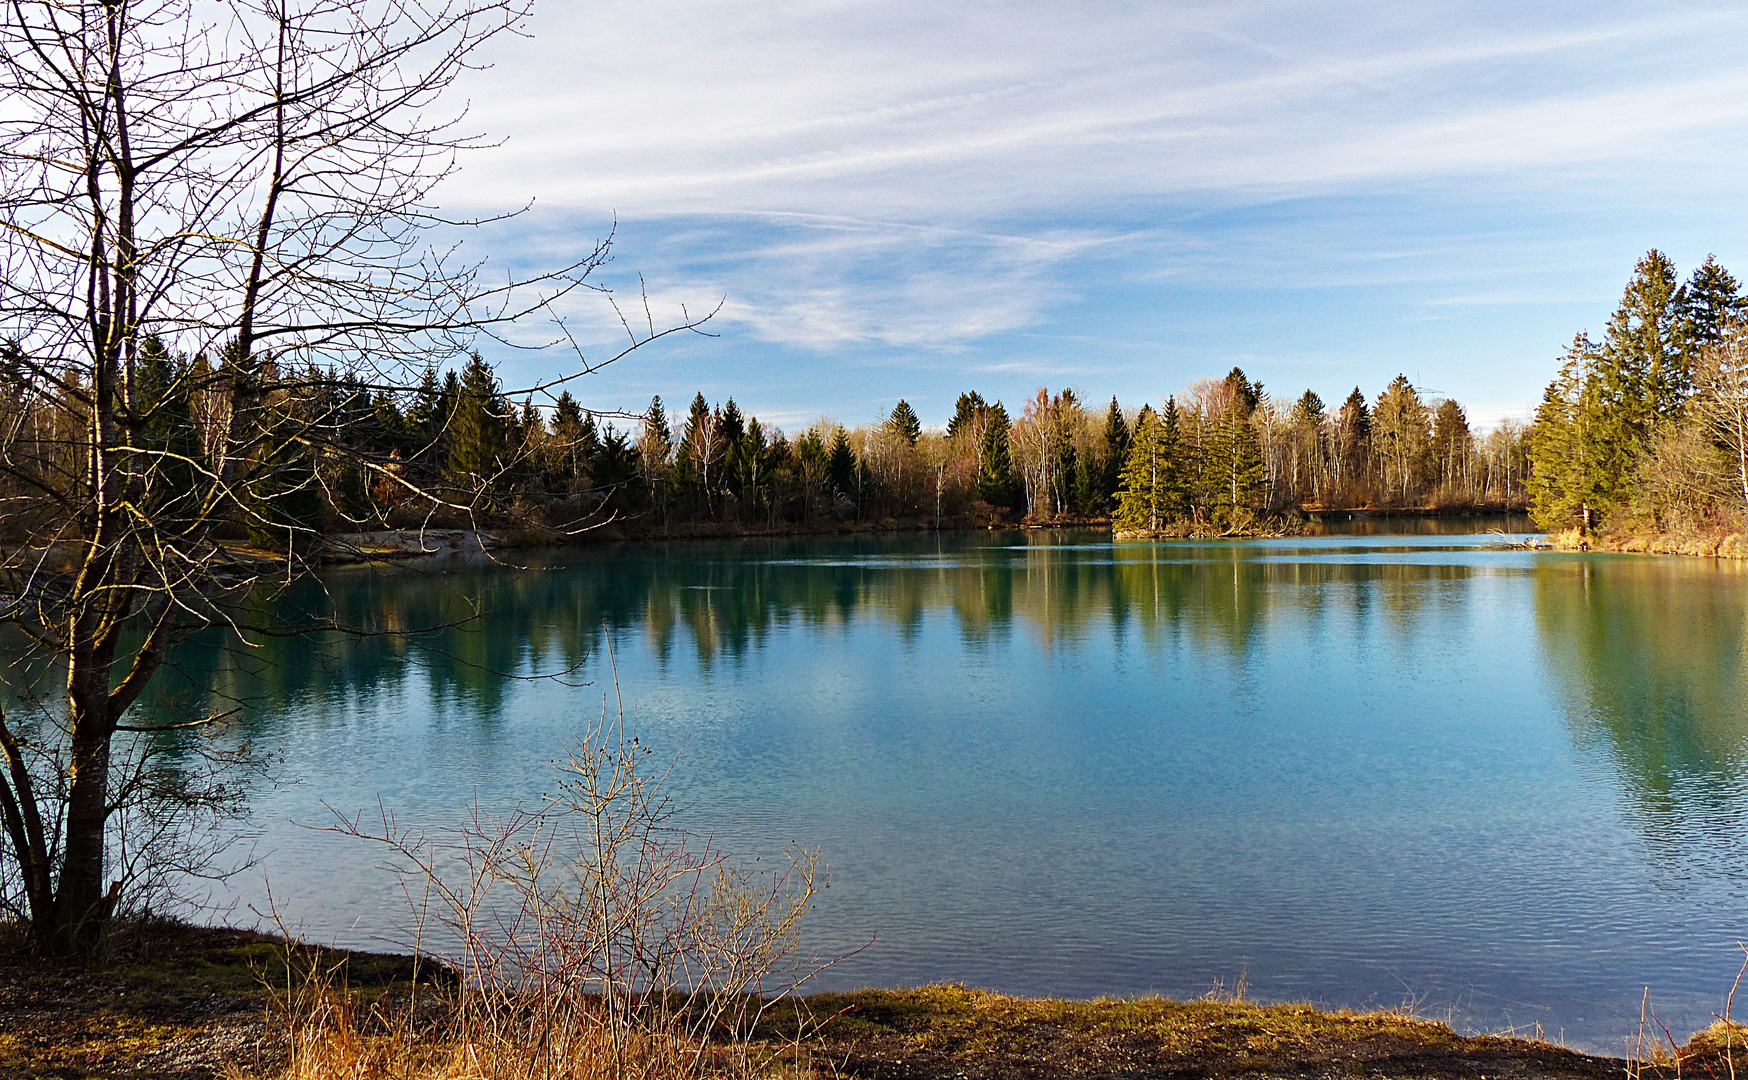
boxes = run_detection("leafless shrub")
[252,695,829,1080]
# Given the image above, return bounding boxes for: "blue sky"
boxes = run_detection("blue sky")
[441,0,1748,431]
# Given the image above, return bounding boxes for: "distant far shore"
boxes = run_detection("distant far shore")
[317,504,1533,564]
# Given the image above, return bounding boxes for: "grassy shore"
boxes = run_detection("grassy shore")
[2,921,1710,1080]
[1546,528,1748,558]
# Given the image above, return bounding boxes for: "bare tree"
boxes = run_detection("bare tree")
[0,0,706,954]
[1692,325,1748,516]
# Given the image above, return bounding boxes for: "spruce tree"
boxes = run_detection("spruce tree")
[1100,396,1131,508]
[1292,390,1325,427]
[1336,386,1371,489]
[1373,374,1431,502]
[1528,351,1586,530]
[1603,249,1687,421]
[446,352,507,487]
[947,391,987,438]
[1223,367,1262,417]
[1203,396,1265,526]
[637,395,675,519]
[1159,398,1187,519]
[1113,406,1165,533]
[977,401,1015,508]
[719,398,745,445]
[827,428,857,495]
[1679,255,1745,350]
[888,400,922,446]
[134,335,202,529]
[1430,399,1470,490]
[678,392,716,514]
[641,395,673,466]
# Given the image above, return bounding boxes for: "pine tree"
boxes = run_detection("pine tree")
[678,392,717,516]
[1202,396,1264,526]
[446,352,507,487]
[1336,386,1370,490]
[640,395,673,467]
[1159,398,1187,519]
[719,398,745,446]
[887,400,921,446]
[638,395,675,521]
[1527,346,1589,530]
[549,391,602,491]
[1113,407,1163,533]
[1680,255,1745,350]
[593,426,645,513]
[133,335,202,529]
[1430,399,1470,491]
[946,391,987,438]
[977,401,1015,508]
[1372,374,1431,502]
[1223,367,1262,417]
[1100,396,1130,509]
[827,428,857,496]
[1604,249,1688,421]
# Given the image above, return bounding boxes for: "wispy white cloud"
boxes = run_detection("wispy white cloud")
[453,1,1748,215]
[440,0,1748,418]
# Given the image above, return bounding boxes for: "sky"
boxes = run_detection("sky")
[438,0,1748,431]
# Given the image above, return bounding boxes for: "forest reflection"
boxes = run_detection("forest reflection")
[119,530,1748,856]
[1533,556,1748,879]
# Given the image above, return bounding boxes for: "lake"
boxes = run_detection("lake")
[134,522,1748,1053]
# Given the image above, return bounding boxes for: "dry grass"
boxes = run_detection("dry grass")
[220,977,1632,1080]
[0,931,1701,1080]
[771,983,1622,1080]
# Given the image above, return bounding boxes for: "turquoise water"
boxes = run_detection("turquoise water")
[139,525,1748,1052]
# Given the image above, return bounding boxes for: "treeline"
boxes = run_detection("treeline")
[1107,371,1527,535]
[0,343,1532,549]
[1526,251,1748,537]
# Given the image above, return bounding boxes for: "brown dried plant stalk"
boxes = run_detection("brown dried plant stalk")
[253,697,826,1080]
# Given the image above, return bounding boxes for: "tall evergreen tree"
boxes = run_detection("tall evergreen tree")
[549,391,594,488]
[1099,396,1131,508]
[133,335,203,529]
[678,392,718,515]
[1223,367,1262,417]
[637,395,676,521]
[1112,405,1188,534]
[977,401,1015,508]
[1430,399,1471,490]
[719,398,745,446]
[1604,249,1688,421]
[1528,346,1589,530]
[946,391,988,438]
[1373,374,1431,502]
[446,352,507,487]
[827,427,857,496]
[1202,396,1264,525]
[1679,255,1745,350]
[887,400,921,446]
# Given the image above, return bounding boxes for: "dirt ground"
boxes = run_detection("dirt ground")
[3,922,1715,1080]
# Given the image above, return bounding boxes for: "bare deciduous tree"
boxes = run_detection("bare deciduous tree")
[0,0,706,954]
[1692,326,1748,515]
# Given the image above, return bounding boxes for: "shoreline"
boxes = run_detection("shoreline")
[1545,528,1748,559]
[319,505,1532,565]
[0,921,1681,1079]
